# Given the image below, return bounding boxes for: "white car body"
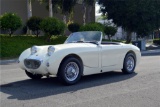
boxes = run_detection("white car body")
[19,31,141,84]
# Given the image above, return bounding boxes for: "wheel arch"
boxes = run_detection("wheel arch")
[124,50,137,63]
[57,54,84,76]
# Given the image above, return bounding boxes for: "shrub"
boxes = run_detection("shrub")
[153,39,160,45]
[27,16,43,37]
[104,26,117,40]
[80,22,104,32]
[0,35,67,59]
[0,13,22,36]
[68,23,80,32]
[40,17,66,41]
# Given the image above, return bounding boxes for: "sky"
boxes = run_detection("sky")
[95,3,102,17]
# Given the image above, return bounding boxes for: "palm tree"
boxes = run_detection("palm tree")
[27,0,33,34]
[82,0,95,25]
[27,0,32,19]
[60,0,77,24]
[49,0,53,17]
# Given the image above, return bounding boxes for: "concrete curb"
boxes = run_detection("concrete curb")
[141,49,160,55]
[0,58,18,64]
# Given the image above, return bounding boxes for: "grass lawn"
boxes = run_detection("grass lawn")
[0,35,67,59]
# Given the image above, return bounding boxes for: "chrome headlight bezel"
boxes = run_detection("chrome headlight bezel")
[48,46,55,56]
[31,46,38,55]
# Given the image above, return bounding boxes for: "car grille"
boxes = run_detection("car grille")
[24,59,41,69]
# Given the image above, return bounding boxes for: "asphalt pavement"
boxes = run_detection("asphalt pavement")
[0,52,160,107]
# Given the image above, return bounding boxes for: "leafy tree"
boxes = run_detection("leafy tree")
[0,13,22,36]
[68,23,80,32]
[98,0,157,43]
[40,17,66,41]
[27,16,43,37]
[104,25,117,41]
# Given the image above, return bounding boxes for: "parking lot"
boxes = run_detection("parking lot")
[1,54,160,107]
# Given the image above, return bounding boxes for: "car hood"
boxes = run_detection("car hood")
[35,43,96,53]
[53,43,95,50]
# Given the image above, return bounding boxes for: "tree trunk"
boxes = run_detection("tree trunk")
[126,30,132,44]
[107,35,111,41]
[63,15,67,24]
[27,0,32,19]
[83,2,86,25]
[87,5,92,23]
[27,0,32,35]
[46,35,52,42]
[49,0,53,17]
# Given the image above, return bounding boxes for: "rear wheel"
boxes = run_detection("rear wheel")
[25,70,43,79]
[122,53,136,74]
[58,57,83,85]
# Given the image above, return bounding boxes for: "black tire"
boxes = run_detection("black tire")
[122,53,136,74]
[25,70,43,79]
[58,57,83,85]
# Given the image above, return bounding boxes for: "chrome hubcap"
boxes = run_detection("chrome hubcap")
[64,62,79,81]
[127,56,135,72]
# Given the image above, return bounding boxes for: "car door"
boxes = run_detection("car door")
[101,44,123,70]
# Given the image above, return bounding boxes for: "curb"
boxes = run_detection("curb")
[141,49,160,55]
[0,58,18,64]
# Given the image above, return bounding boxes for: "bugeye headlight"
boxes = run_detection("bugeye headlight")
[48,46,55,56]
[31,46,38,55]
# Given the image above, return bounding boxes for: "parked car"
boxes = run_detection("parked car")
[18,31,141,85]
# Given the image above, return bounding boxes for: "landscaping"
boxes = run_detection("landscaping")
[0,35,67,59]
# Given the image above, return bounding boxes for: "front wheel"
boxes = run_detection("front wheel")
[122,53,136,74]
[58,57,83,85]
[25,70,43,79]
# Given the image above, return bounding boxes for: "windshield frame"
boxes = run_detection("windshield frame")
[65,31,102,45]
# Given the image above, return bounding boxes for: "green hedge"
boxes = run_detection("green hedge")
[0,35,67,59]
[80,22,104,32]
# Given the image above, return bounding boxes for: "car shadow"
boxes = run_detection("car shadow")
[0,71,137,100]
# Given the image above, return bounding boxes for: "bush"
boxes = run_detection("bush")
[68,23,80,32]
[0,13,22,36]
[80,22,104,32]
[104,26,117,40]
[40,17,66,41]
[0,35,67,59]
[27,16,43,37]
[153,39,160,45]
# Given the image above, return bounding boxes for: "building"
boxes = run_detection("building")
[0,0,95,34]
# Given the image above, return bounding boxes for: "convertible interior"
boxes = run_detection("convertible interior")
[101,42,121,45]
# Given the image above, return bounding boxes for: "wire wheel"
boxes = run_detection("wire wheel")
[64,62,79,82]
[126,56,135,72]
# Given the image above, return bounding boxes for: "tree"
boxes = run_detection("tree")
[98,0,157,43]
[80,22,104,32]
[82,0,95,25]
[27,0,32,19]
[104,25,117,41]
[38,0,60,17]
[68,23,80,32]
[59,0,77,24]
[40,17,66,41]
[0,13,22,36]
[27,16,43,37]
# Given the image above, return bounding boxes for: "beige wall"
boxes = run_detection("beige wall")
[0,0,95,34]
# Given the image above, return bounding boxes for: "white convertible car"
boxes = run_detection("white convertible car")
[19,31,141,85]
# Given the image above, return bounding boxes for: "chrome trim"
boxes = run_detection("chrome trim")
[24,59,42,69]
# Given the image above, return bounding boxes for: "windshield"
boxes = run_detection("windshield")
[65,31,102,44]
